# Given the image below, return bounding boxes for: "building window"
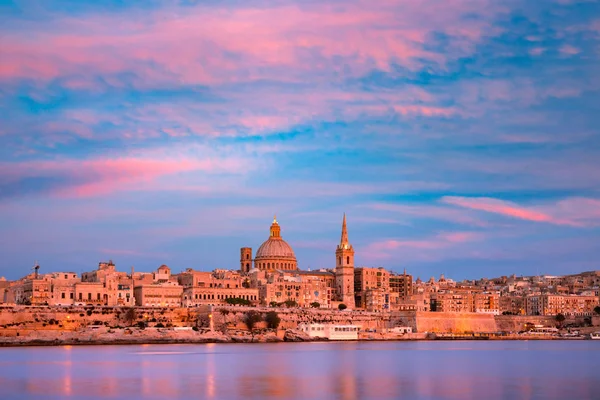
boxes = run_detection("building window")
[347,256,350,264]
[61,293,65,299]
[70,293,74,299]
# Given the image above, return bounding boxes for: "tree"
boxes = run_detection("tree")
[225,297,251,306]
[310,302,320,308]
[219,308,230,316]
[338,303,347,311]
[265,311,281,330]
[124,307,136,326]
[243,311,263,341]
[196,314,211,329]
[594,306,600,315]
[555,313,566,327]
[284,300,298,308]
[218,308,230,327]
[269,301,279,308]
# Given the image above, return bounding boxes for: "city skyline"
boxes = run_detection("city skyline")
[1,1,600,280]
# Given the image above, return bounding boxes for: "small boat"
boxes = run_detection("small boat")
[589,332,600,340]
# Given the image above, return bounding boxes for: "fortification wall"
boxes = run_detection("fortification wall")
[414,311,497,333]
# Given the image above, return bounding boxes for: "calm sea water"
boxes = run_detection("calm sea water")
[1,341,599,400]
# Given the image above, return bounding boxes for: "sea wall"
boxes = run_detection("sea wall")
[2,306,595,339]
[212,306,389,331]
[494,315,557,332]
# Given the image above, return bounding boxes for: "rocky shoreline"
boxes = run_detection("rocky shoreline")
[0,327,324,347]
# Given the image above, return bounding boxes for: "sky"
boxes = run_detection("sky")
[1,0,599,281]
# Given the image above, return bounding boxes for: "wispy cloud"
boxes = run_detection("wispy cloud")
[0,154,250,199]
[441,196,600,227]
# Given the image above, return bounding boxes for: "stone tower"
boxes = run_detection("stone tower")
[240,247,252,273]
[335,213,355,308]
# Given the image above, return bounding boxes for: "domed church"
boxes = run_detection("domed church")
[240,216,298,273]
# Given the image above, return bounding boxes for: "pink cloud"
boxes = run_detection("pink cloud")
[441,196,600,227]
[560,44,580,55]
[442,196,556,223]
[1,155,248,198]
[0,1,503,85]
[361,230,485,261]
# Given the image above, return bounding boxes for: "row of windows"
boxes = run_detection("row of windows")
[334,327,359,332]
[142,294,181,299]
[257,262,295,270]
[206,283,239,289]
[77,293,105,300]
[188,294,257,301]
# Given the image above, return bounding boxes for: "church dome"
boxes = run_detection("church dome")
[256,238,296,259]
[253,216,298,271]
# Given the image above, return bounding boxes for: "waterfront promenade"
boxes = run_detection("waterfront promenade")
[2,341,600,399]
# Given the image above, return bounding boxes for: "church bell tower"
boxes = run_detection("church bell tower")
[335,213,355,308]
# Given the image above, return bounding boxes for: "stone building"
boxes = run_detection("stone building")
[47,272,79,305]
[81,261,135,307]
[0,277,9,303]
[526,294,599,316]
[473,292,500,314]
[177,268,248,290]
[178,268,258,307]
[182,286,259,307]
[499,295,526,315]
[5,267,80,306]
[354,267,389,311]
[389,271,413,299]
[134,281,183,307]
[258,270,333,308]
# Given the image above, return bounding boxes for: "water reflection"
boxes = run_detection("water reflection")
[1,341,599,399]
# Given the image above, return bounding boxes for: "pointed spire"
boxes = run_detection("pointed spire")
[340,213,349,245]
[273,214,277,223]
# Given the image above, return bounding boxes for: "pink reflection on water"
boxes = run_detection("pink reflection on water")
[1,342,599,399]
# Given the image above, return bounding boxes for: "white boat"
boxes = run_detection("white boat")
[589,332,600,340]
[298,323,360,340]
